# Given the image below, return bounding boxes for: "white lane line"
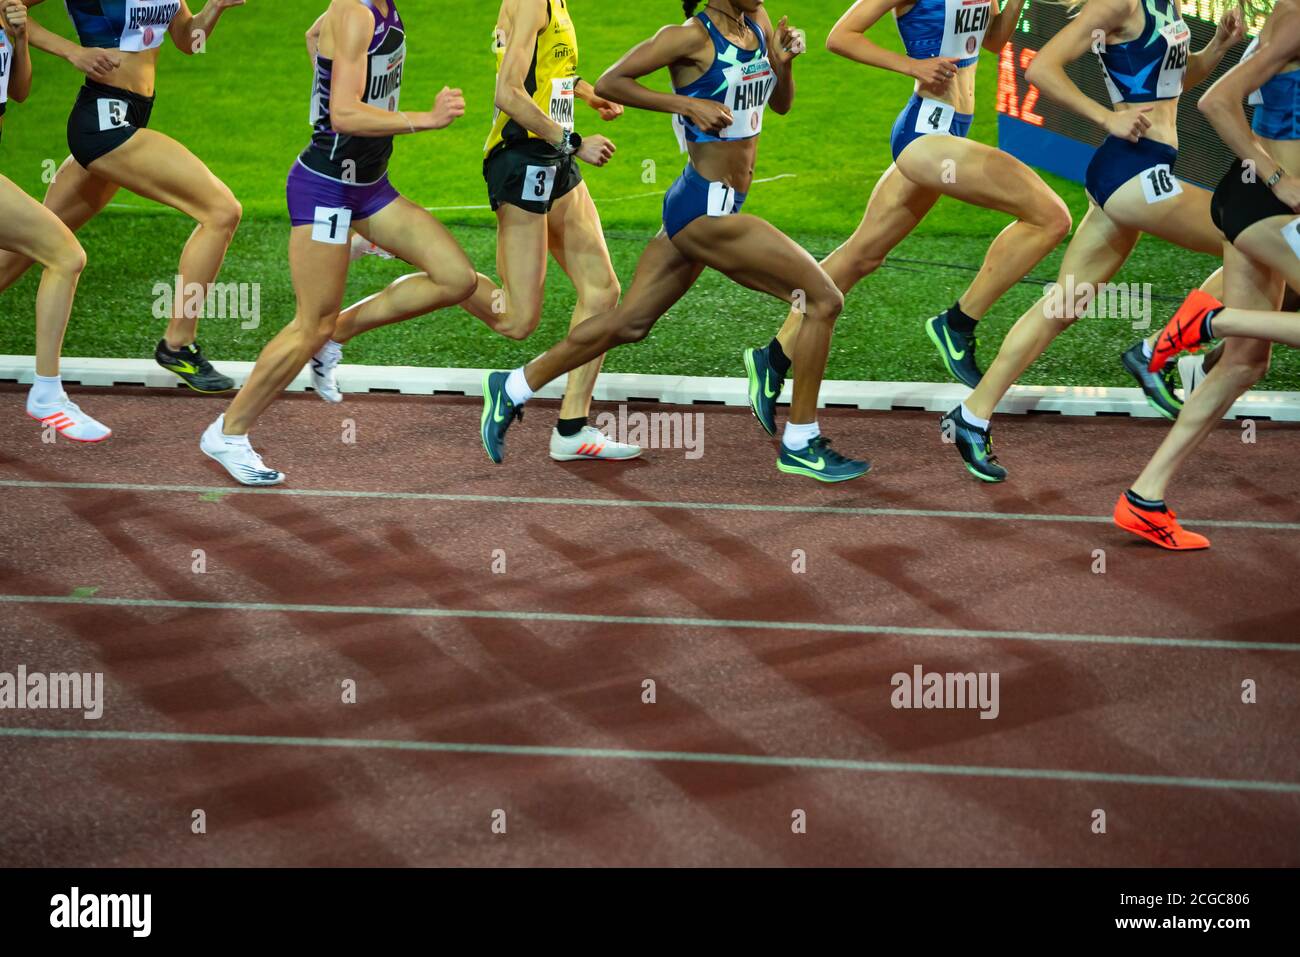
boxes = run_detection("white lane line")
[2,478,1298,531]
[1,594,1294,652]
[1,726,1295,793]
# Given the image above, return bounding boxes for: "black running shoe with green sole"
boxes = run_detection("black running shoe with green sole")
[480,370,524,464]
[776,436,871,483]
[941,407,1007,482]
[925,313,983,388]
[743,344,785,437]
[1121,341,1183,420]
[155,340,235,393]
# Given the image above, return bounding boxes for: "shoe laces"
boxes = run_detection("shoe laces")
[184,342,216,374]
[807,435,852,465]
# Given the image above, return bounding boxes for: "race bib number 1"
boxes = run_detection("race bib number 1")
[312,206,352,245]
[523,164,557,203]
[1140,164,1183,204]
[97,99,131,132]
[915,98,955,135]
[706,181,736,218]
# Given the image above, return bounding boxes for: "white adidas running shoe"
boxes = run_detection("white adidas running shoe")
[200,415,285,486]
[26,394,112,442]
[549,425,642,462]
[1177,354,1207,399]
[349,233,396,262]
[310,340,344,403]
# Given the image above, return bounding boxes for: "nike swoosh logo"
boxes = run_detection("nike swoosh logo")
[493,391,507,424]
[165,360,200,375]
[943,328,966,361]
[763,371,777,399]
[786,453,825,471]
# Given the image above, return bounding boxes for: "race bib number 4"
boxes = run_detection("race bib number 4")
[312,206,352,245]
[549,77,577,131]
[1140,164,1183,204]
[97,99,131,132]
[915,98,955,135]
[120,0,179,53]
[523,164,557,203]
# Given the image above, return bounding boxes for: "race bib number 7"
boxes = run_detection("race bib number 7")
[915,98,955,135]
[1140,164,1183,204]
[706,181,737,218]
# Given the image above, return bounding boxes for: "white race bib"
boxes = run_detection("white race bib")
[97,99,131,132]
[671,112,688,154]
[119,0,179,53]
[0,32,10,106]
[1139,164,1183,204]
[706,180,737,218]
[1155,20,1190,99]
[549,77,577,131]
[914,98,955,135]
[720,56,775,139]
[1281,216,1300,260]
[938,0,991,62]
[365,44,405,113]
[311,206,352,245]
[523,164,557,203]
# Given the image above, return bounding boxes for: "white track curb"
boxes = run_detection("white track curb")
[3,356,1299,421]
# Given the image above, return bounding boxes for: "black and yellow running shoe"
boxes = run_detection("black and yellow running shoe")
[776,436,871,483]
[1121,340,1183,420]
[940,406,1007,483]
[155,340,235,393]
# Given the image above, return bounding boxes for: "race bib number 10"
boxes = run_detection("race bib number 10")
[1140,164,1183,204]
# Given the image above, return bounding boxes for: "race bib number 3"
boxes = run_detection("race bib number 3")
[915,98,955,135]
[1140,164,1183,204]
[97,99,131,132]
[120,0,178,53]
[706,181,737,218]
[549,77,577,131]
[523,164,557,203]
[312,206,352,245]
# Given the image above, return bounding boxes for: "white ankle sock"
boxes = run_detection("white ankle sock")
[1141,339,1153,360]
[505,367,534,405]
[782,420,820,451]
[959,402,990,430]
[29,374,64,407]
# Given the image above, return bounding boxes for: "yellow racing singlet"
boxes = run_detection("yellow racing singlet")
[484,0,579,155]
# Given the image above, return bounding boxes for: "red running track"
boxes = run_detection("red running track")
[0,385,1297,866]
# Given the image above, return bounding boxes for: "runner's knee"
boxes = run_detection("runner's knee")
[803,284,844,324]
[1030,192,1072,242]
[48,237,87,277]
[202,194,242,236]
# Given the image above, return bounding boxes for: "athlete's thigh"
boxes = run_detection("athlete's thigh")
[546,182,617,288]
[672,214,833,303]
[897,136,1058,220]
[354,194,475,284]
[87,128,236,220]
[287,225,351,321]
[1230,214,1300,291]
[1102,177,1221,255]
[0,174,81,263]
[835,163,940,261]
[1053,202,1141,286]
[43,157,120,231]
[490,201,549,314]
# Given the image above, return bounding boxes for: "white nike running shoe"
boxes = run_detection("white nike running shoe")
[1177,353,1207,399]
[310,340,344,403]
[549,425,642,462]
[349,233,396,262]
[200,415,285,486]
[26,394,112,442]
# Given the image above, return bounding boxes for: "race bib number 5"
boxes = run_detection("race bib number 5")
[312,206,352,244]
[915,98,955,135]
[97,99,131,132]
[1140,164,1183,204]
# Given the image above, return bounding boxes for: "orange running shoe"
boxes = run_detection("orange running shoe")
[1113,494,1210,551]
[1148,290,1223,372]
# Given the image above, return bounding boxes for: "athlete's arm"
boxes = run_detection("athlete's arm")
[1,2,31,101]
[1200,2,1300,208]
[1186,3,1245,89]
[169,0,245,56]
[753,8,803,115]
[495,0,568,143]
[23,12,121,82]
[595,21,730,133]
[984,0,1029,52]
[828,0,957,93]
[1025,0,1153,141]
[306,12,325,61]
[575,78,623,120]
[327,0,463,135]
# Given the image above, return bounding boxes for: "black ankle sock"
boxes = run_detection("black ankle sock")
[946,301,977,335]
[1201,309,1219,342]
[557,416,587,438]
[1125,488,1167,512]
[767,337,792,376]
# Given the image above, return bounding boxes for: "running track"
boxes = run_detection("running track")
[0,385,1297,866]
